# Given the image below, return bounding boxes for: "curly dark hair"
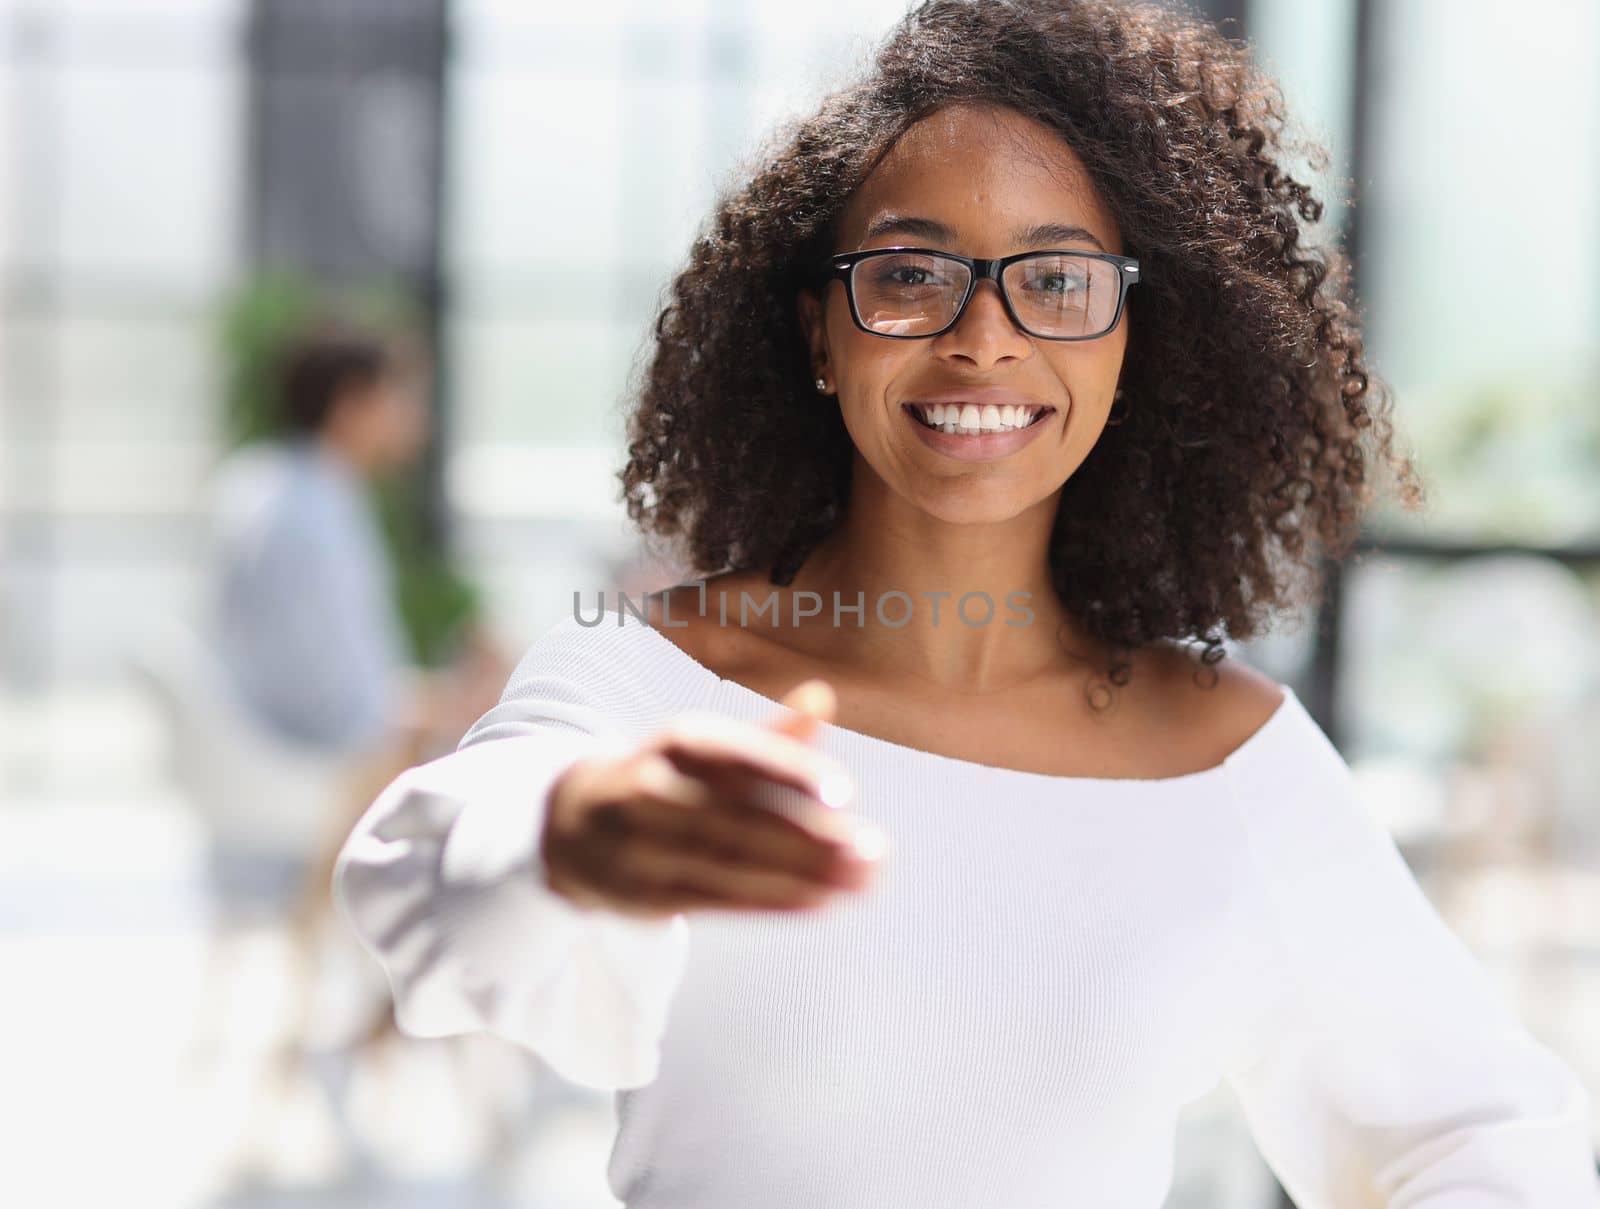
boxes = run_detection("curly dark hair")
[617,0,1425,693]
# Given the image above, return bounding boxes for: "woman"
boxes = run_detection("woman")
[333,1,1600,1204]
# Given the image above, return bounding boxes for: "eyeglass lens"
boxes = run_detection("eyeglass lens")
[850,251,1122,338]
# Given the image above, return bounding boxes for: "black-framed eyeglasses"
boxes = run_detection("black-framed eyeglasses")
[819,245,1140,341]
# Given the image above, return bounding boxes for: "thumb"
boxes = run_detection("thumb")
[771,679,867,826]
[768,678,837,742]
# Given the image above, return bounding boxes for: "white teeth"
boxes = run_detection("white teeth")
[913,403,1046,434]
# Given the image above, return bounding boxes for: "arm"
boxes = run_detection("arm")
[1222,705,1600,1207]
[330,634,692,1089]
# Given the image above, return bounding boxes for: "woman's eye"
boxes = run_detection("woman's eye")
[888,267,940,286]
[1030,273,1084,294]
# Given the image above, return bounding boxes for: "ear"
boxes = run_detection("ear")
[795,286,831,386]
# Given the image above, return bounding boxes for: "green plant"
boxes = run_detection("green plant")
[218,271,482,667]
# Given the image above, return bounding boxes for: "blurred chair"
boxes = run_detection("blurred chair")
[127,620,555,1184]
[127,617,408,1183]
[124,617,358,1060]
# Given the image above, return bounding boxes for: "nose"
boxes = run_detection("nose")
[934,277,1032,368]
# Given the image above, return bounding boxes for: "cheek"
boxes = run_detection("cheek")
[828,299,897,363]
[1042,342,1123,408]
[388,402,427,450]
[829,319,919,399]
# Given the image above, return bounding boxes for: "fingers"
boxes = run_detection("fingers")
[546,819,843,920]
[612,838,840,913]
[662,750,871,869]
[543,684,884,921]
[656,708,854,810]
[628,754,866,887]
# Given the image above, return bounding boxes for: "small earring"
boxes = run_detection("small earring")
[815,377,829,393]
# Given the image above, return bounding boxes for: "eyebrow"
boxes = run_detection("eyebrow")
[860,213,1108,253]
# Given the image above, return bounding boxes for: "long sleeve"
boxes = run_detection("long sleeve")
[1222,699,1600,1207]
[330,628,693,1089]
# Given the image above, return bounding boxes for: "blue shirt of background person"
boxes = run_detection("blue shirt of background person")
[209,324,429,756]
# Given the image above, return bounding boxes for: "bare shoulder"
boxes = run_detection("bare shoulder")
[1144,640,1287,766]
[641,569,767,674]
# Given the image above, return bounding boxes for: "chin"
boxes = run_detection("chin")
[903,483,1045,527]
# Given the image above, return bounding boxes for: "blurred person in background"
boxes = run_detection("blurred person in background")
[211,320,505,768]
[205,320,511,1126]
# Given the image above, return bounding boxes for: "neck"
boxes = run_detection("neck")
[778,473,1101,693]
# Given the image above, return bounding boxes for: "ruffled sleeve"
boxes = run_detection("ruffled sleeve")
[1222,692,1600,1206]
[331,622,692,1090]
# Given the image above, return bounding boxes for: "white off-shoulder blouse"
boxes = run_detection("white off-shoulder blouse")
[332,609,1600,1208]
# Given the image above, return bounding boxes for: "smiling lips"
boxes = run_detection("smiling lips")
[899,397,1060,462]
[903,386,1058,435]
[908,401,1052,434]
[894,386,1064,460]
